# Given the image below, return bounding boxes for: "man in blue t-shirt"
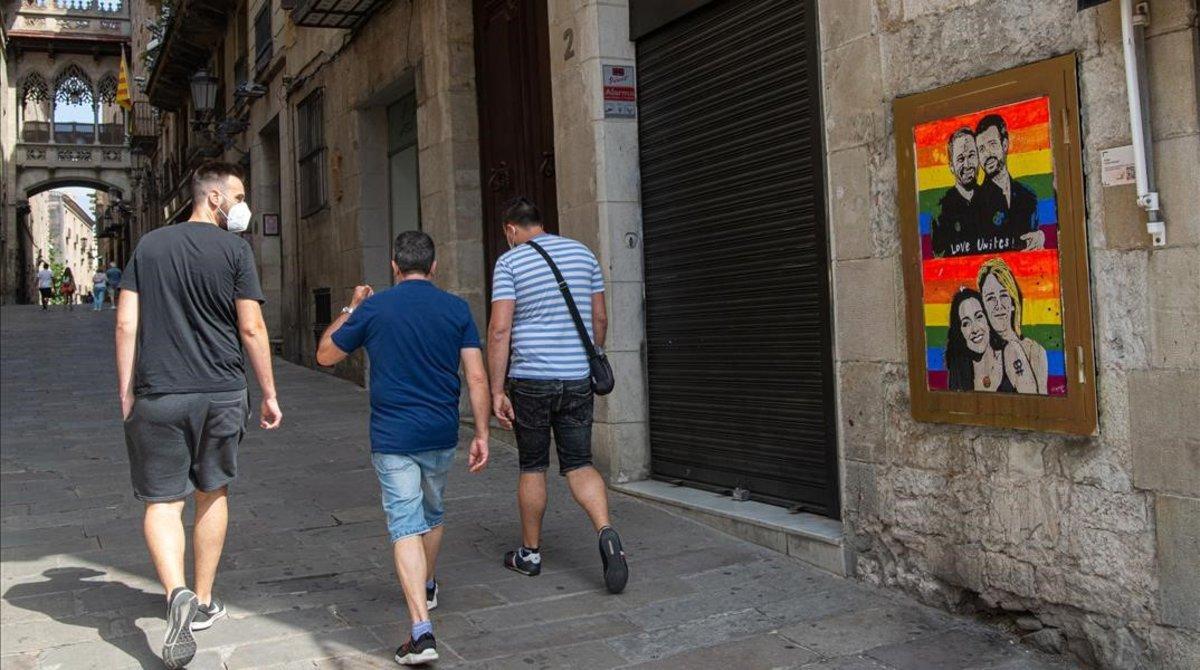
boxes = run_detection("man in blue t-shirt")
[316,231,489,666]
[105,261,123,309]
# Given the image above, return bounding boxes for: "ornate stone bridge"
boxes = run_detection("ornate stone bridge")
[2,0,136,302]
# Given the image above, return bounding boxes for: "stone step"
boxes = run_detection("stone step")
[612,479,849,576]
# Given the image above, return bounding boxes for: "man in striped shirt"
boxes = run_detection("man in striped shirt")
[487,197,629,594]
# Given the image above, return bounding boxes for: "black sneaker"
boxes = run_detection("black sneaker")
[599,526,628,594]
[162,587,199,669]
[425,580,438,611]
[503,548,542,577]
[191,597,226,631]
[395,633,438,665]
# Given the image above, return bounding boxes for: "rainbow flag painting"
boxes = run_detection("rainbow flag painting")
[914,96,1067,397]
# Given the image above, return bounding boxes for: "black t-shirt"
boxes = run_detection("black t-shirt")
[122,221,264,395]
[973,177,1040,254]
[931,186,982,258]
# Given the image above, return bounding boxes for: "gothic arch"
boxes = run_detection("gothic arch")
[54,64,94,105]
[97,74,119,104]
[19,72,50,104]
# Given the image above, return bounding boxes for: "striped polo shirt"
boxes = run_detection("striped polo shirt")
[492,233,605,380]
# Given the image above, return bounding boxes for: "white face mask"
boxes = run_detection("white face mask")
[218,194,252,234]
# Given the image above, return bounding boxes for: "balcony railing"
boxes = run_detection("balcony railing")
[24,121,125,145]
[13,0,130,40]
[22,121,50,143]
[129,101,158,152]
[54,122,95,144]
[98,123,124,144]
[20,0,126,13]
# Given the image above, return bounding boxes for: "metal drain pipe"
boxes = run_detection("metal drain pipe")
[1120,0,1166,246]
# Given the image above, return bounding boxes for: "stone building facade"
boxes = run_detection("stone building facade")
[133,1,1197,667]
[26,190,97,284]
[822,2,1198,667]
[0,0,134,304]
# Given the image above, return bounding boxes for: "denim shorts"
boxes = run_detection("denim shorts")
[371,447,456,543]
[508,378,594,475]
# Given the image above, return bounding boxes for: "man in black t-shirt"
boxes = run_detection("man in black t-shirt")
[931,128,983,257]
[973,114,1044,253]
[115,161,282,669]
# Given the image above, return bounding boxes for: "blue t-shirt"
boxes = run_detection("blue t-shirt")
[105,267,122,287]
[491,234,605,380]
[331,280,481,453]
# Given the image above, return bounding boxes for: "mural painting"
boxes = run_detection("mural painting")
[916,97,1066,398]
[894,56,1098,433]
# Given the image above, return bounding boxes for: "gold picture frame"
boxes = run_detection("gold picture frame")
[892,54,1097,435]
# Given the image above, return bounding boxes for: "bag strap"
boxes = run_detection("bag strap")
[526,240,599,359]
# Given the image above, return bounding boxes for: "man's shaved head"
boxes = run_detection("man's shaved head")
[192,161,245,204]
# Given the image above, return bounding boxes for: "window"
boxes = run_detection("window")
[234,56,248,87]
[237,2,250,70]
[297,89,326,217]
[255,4,274,72]
[312,287,331,345]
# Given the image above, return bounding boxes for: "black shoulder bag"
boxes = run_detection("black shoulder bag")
[526,241,615,395]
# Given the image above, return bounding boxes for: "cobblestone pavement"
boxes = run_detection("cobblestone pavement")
[1,306,1079,669]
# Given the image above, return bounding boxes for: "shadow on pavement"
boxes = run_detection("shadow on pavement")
[3,567,163,669]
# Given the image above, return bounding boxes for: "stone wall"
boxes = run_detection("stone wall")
[276,0,481,378]
[547,0,650,484]
[822,0,1199,667]
[1,39,17,304]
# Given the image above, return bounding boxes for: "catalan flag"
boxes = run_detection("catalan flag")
[117,48,132,111]
[914,97,1067,396]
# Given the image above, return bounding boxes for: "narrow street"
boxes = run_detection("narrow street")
[1,306,1075,670]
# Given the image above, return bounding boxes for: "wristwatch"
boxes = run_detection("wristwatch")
[341,306,354,316]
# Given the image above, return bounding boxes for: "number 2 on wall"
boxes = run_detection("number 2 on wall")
[563,28,575,61]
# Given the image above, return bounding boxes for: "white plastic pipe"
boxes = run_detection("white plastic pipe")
[1120,0,1166,245]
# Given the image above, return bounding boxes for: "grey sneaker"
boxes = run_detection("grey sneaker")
[162,587,199,669]
[191,597,226,631]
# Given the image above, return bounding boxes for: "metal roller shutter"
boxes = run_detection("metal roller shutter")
[637,0,838,516]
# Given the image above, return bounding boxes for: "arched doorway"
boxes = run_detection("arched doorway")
[14,179,132,305]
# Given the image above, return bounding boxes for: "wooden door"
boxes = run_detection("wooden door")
[474,0,558,295]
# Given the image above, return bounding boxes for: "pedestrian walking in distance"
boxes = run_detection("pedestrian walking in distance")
[36,262,53,310]
[60,267,76,310]
[487,197,629,594]
[105,260,123,310]
[92,266,107,311]
[114,161,282,669]
[317,230,490,666]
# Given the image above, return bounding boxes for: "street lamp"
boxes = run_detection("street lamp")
[189,69,220,117]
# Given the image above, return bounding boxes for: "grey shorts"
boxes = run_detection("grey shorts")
[124,390,248,502]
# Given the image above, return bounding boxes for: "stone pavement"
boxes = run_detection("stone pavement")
[0,306,1079,669]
